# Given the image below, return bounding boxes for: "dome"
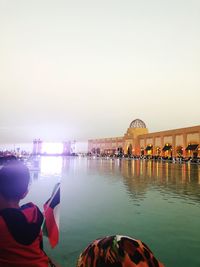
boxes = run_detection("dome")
[129,119,146,128]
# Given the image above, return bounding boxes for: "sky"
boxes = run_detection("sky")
[0,0,200,144]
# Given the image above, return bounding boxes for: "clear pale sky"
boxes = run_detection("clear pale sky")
[0,0,200,143]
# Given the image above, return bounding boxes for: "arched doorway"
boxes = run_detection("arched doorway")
[127,144,132,157]
[91,148,96,154]
[176,146,183,157]
[140,147,144,156]
[96,148,100,155]
[145,144,153,157]
[155,146,161,156]
[162,143,172,158]
[186,144,199,158]
[117,147,123,157]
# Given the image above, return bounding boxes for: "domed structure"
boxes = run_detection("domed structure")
[129,119,146,128]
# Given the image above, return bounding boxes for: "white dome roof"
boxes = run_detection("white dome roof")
[129,119,146,128]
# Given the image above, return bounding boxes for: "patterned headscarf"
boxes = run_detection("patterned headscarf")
[77,235,164,267]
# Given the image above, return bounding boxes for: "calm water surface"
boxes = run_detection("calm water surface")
[23,157,200,267]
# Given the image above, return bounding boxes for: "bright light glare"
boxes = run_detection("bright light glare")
[42,142,63,154]
[40,156,63,176]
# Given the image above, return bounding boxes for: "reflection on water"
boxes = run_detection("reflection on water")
[25,156,63,211]
[29,156,63,182]
[120,159,200,204]
[40,156,63,176]
[85,158,200,204]
[26,157,200,267]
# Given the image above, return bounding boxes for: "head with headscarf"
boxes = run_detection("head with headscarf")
[77,235,164,267]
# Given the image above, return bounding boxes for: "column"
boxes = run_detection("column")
[152,136,155,156]
[172,135,176,158]
[183,133,187,157]
[161,135,164,157]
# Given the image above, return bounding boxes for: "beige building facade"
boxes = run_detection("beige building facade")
[88,119,200,158]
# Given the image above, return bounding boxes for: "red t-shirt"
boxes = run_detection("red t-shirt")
[0,203,49,267]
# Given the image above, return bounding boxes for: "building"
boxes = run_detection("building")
[88,119,200,158]
[32,140,72,155]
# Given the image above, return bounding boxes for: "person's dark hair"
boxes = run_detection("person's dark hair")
[0,162,30,200]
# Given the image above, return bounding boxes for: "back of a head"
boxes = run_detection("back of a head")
[77,235,164,267]
[0,162,30,200]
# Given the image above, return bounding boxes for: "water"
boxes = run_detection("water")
[23,157,200,267]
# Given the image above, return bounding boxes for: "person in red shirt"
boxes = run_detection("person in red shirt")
[0,161,53,267]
